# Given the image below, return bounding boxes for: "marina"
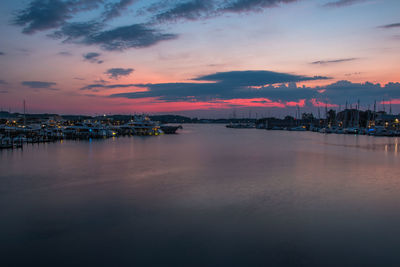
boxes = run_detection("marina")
[254,108,400,137]
[2,107,400,150]
[0,113,182,149]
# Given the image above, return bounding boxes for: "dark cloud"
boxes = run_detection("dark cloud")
[13,0,103,34]
[108,78,400,106]
[195,70,329,85]
[0,80,7,85]
[379,23,400,29]
[222,0,298,13]
[102,0,136,21]
[49,21,104,42]
[14,0,301,50]
[106,70,329,101]
[104,70,400,105]
[105,68,134,79]
[152,0,298,23]
[323,0,366,8]
[317,81,400,104]
[155,0,215,22]
[49,22,177,50]
[83,52,103,63]
[80,83,137,90]
[0,52,5,55]
[0,90,8,94]
[83,24,178,51]
[311,58,358,65]
[22,81,57,90]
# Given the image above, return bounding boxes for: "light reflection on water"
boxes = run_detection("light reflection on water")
[322,137,400,155]
[1,124,400,267]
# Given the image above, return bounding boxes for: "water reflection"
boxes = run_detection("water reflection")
[1,125,400,266]
[322,136,400,155]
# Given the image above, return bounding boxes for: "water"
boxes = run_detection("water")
[1,124,400,266]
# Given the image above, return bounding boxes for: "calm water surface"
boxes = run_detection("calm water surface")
[1,124,400,266]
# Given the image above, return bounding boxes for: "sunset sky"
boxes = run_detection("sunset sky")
[0,0,399,117]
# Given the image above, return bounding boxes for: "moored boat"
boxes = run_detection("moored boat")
[160,125,182,134]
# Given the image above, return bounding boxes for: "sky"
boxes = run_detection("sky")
[0,0,399,117]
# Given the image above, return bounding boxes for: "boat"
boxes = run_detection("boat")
[334,128,345,134]
[344,127,359,134]
[289,126,307,131]
[0,137,13,149]
[319,127,333,134]
[123,115,163,136]
[368,126,393,137]
[160,125,182,134]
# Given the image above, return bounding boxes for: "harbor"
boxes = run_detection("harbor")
[3,105,400,150]
[254,107,400,137]
[0,112,182,149]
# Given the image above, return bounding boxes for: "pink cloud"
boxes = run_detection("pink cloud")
[310,98,338,108]
[285,99,306,107]
[380,99,400,105]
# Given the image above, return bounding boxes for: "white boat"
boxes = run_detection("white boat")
[122,115,163,136]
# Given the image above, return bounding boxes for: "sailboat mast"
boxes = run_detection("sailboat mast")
[357,99,360,128]
[23,99,26,127]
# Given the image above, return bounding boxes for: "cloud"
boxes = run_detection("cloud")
[102,0,136,21]
[13,0,103,34]
[83,52,103,63]
[317,80,400,104]
[152,0,299,23]
[50,21,178,50]
[21,81,58,90]
[49,20,104,42]
[0,90,8,94]
[155,0,215,22]
[0,80,7,85]
[103,70,400,107]
[83,24,178,51]
[80,83,137,90]
[323,0,366,8]
[105,68,134,79]
[0,52,4,55]
[107,70,329,102]
[58,51,72,56]
[311,58,358,65]
[378,23,400,29]
[195,70,329,85]
[222,0,298,13]
[14,0,301,50]
[93,79,109,84]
